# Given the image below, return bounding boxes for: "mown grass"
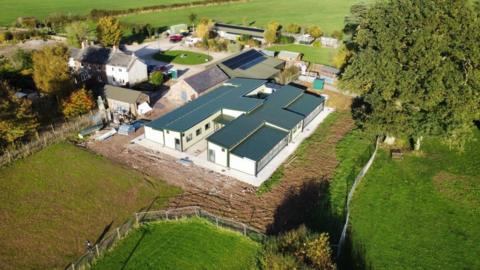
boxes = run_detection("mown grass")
[0,0,191,26]
[0,143,182,270]
[153,50,212,65]
[348,130,480,269]
[267,44,338,65]
[91,218,260,270]
[121,0,375,34]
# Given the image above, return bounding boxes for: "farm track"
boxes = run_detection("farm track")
[88,113,354,233]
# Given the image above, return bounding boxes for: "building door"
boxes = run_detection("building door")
[208,149,215,163]
[175,138,181,151]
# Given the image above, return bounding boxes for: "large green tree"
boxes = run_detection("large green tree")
[65,21,90,48]
[0,81,38,148]
[341,0,480,150]
[32,44,72,99]
[97,16,123,47]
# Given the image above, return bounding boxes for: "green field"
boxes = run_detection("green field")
[153,50,212,65]
[348,130,480,269]
[0,143,181,270]
[267,44,337,65]
[92,218,260,270]
[121,0,374,34]
[0,0,191,25]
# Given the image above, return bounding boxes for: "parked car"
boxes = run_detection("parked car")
[169,35,184,43]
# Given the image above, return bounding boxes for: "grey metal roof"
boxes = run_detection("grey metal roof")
[278,50,301,60]
[184,66,229,94]
[146,78,266,132]
[215,23,265,38]
[216,49,284,79]
[286,92,325,116]
[231,125,288,161]
[104,85,145,104]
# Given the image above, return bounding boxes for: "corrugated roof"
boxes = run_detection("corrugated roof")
[184,66,229,94]
[104,85,144,104]
[215,23,265,38]
[286,92,325,116]
[146,78,265,132]
[278,50,301,60]
[216,49,284,80]
[231,125,288,161]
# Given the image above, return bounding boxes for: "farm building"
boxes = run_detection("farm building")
[320,36,340,48]
[168,66,229,103]
[309,64,340,84]
[277,50,302,63]
[215,23,266,43]
[104,85,150,118]
[144,78,325,176]
[213,49,285,80]
[169,23,189,35]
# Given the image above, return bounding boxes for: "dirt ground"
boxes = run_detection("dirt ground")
[87,109,354,233]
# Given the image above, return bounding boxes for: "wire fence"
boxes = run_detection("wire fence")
[66,206,265,270]
[0,112,97,168]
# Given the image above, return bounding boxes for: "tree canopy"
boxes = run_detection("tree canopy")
[65,21,90,48]
[61,88,95,118]
[264,21,280,45]
[195,18,214,40]
[97,16,123,47]
[341,0,480,150]
[32,44,72,98]
[0,81,38,148]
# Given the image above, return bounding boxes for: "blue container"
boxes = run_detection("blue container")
[313,78,325,90]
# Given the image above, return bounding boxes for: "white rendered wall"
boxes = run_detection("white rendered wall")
[182,111,221,150]
[144,126,164,145]
[207,142,228,167]
[229,153,256,175]
[106,65,129,86]
[164,130,181,150]
[128,60,148,85]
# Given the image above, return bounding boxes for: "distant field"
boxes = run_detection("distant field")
[0,0,190,25]
[348,130,480,269]
[121,0,374,34]
[267,44,337,65]
[0,143,181,270]
[91,218,260,270]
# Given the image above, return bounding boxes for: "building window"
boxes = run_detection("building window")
[111,67,114,71]
[196,128,202,136]
[186,134,192,142]
[221,148,225,152]
[166,130,169,134]
[205,123,210,130]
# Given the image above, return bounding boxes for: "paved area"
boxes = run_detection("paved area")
[133,106,334,186]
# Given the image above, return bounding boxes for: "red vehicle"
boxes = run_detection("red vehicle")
[169,34,183,43]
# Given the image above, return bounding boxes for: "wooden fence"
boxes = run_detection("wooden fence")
[66,206,264,270]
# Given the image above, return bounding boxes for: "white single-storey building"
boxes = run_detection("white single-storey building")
[144,78,325,176]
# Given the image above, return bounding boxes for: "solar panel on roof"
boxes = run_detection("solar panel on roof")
[222,50,264,70]
[239,56,266,70]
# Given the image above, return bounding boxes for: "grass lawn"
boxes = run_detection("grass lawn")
[121,0,375,34]
[0,0,191,26]
[348,130,480,269]
[153,50,212,65]
[0,143,182,270]
[91,218,260,270]
[267,44,338,65]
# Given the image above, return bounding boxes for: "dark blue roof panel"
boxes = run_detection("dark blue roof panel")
[231,125,288,161]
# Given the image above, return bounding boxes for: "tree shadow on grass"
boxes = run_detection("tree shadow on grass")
[267,178,368,270]
[120,227,151,270]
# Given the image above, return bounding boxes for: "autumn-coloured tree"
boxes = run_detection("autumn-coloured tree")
[308,26,323,38]
[195,18,214,40]
[264,21,280,45]
[0,81,38,148]
[286,23,301,34]
[32,44,72,99]
[97,16,123,47]
[332,45,351,69]
[61,88,95,118]
[305,233,336,270]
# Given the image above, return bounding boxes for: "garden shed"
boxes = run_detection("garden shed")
[104,85,150,117]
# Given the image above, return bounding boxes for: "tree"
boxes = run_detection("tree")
[10,49,32,71]
[332,45,351,69]
[65,21,90,47]
[195,18,214,39]
[0,81,38,148]
[341,0,480,150]
[331,30,343,40]
[61,88,95,118]
[32,44,72,99]
[343,2,369,38]
[149,71,164,86]
[308,25,323,38]
[188,13,197,29]
[286,23,301,34]
[97,16,123,47]
[264,21,280,45]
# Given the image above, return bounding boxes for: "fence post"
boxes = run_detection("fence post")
[135,213,139,226]
[243,224,246,236]
[95,244,100,257]
[71,263,75,270]
[117,227,121,239]
[215,217,219,227]
[165,211,169,220]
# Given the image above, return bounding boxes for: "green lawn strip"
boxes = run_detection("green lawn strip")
[348,130,480,269]
[257,112,346,195]
[121,0,375,34]
[267,44,338,65]
[153,50,212,65]
[0,143,181,269]
[91,218,260,270]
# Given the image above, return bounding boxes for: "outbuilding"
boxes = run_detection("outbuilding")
[104,85,150,117]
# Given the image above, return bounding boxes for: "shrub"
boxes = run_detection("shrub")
[227,42,242,53]
[312,40,322,48]
[286,23,301,34]
[149,71,164,86]
[61,88,95,118]
[277,35,295,44]
[331,30,343,40]
[308,25,323,38]
[305,233,336,270]
[0,31,13,43]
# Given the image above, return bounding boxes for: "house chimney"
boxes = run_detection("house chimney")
[81,40,87,49]
[112,45,118,52]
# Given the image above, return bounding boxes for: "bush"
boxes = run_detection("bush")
[61,88,95,118]
[312,40,322,48]
[286,23,301,34]
[277,35,295,44]
[149,71,164,86]
[331,30,343,40]
[0,31,14,43]
[308,25,323,38]
[227,42,242,53]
